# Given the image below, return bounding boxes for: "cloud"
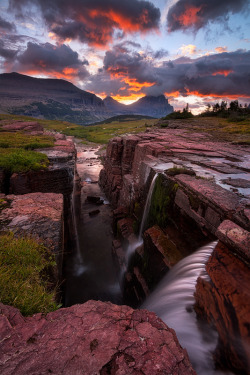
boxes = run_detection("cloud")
[6,42,89,81]
[0,40,18,60]
[0,16,16,32]
[179,44,197,55]
[167,0,249,32]
[215,46,228,53]
[85,49,250,101]
[9,0,160,46]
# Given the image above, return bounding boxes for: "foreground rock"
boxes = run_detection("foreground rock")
[0,300,196,375]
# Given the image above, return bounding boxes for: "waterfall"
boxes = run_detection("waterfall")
[139,173,158,239]
[125,173,158,265]
[71,167,87,276]
[142,242,229,375]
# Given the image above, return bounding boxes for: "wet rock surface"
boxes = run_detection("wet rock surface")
[0,300,196,375]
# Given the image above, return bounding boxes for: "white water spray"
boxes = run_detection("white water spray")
[71,167,87,276]
[125,173,159,267]
[142,241,229,375]
[139,173,158,239]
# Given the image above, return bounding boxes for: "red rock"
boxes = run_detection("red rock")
[0,192,63,255]
[0,300,196,375]
[2,121,43,133]
[195,242,250,374]
[216,220,250,262]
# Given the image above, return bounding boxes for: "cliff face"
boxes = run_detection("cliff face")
[99,126,250,373]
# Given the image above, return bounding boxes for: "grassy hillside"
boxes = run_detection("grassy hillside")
[1,113,249,145]
[0,114,156,144]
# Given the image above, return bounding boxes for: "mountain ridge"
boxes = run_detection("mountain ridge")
[0,72,173,124]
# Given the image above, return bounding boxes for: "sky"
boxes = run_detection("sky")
[0,0,250,113]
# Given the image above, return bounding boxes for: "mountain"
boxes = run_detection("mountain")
[0,73,173,124]
[104,95,173,118]
[0,72,109,124]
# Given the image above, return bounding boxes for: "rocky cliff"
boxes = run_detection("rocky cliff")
[99,125,250,373]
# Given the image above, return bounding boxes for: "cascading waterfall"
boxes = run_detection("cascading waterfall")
[142,241,231,375]
[126,173,159,263]
[71,167,87,276]
[139,172,159,239]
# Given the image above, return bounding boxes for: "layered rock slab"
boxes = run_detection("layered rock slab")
[0,300,196,375]
[0,192,64,255]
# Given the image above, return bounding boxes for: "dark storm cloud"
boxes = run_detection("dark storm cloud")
[0,41,17,60]
[103,48,157,84]
[9,0,160,46]
[87,48,250,99]
[167,0,249,32]
[0,16,16,32]
[9,42,89,80]
[153,49,169,59]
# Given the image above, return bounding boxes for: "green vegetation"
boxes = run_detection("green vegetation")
[0,232,58,316]
[0,119,53,173]
[0,132,54,149]
[200,100,250,120]
[0,148,49,173]
[9,99,94,125]
[89,114,155,125]
[163,104,194,120]
[147,174,179,229]
[0,113,156,144]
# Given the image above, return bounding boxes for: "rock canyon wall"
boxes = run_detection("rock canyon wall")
[99,127,250,374]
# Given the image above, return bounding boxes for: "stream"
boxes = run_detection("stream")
[63,143,122,306]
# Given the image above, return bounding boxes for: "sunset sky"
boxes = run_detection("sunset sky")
[0,0,250,113]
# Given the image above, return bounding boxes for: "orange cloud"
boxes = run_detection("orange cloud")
[164,91,180,98]
[179,44,197,55]
[123,78,155,92]
[212,70,233,77]
[185,89,250,99]
[19,67,79,81]
[215,46,228,53]
[176,6,202,27]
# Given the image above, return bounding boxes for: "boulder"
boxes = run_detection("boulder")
[0,300,196,375]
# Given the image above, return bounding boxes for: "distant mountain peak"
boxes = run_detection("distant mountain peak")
[103,94,173,118]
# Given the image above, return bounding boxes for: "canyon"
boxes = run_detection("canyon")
[0,117,249,374]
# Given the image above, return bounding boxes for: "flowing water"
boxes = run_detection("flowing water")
[139,173,158,239]
[64,143,122,306]
[125,173,158,265]
[142,242,234,375]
